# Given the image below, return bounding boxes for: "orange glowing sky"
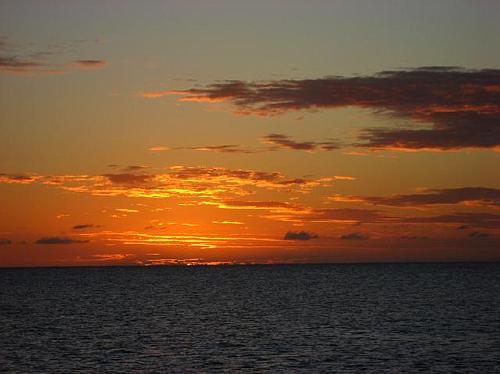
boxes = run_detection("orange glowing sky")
[1,1,499,267]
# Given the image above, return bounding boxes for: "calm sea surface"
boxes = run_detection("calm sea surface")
[1,263,500,373]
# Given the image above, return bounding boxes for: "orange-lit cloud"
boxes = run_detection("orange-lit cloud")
[115,208,139,213]
[149,144,254,153]
[141,90,175,98]
[0,173,42,184]
[207,200,305,213]
[212,220,245,225]
[182,145,255,154]
[0,166,338,201]
[78,231,285,251]
[268,207,388,224]
[148,146,170,152]
[89,253,133,262]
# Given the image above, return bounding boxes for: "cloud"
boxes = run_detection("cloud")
[72,224,95,230]
[142,90,173,99]
[42,175,101,185]
[84,231,283,251]
[122,165,149,172]
[89,253,132,262]
[302,208,386,223]
[184,145,255,154]
[262,134,339,151]
[340,232,370,240]
[358,187,500,208]
[266,206,388,225]
[148,144,254,153]
[0,167,333,200]
[0,173,41,184]
[284,231,319,240]
[116,208,139,213]
[0,37,106,75]
[167,67,500,150]
[35,237,89,244]
[211,200,303,212]
[212,220,244,225]
[0,239,12,246]
[148,146,170,152]
[72,60,107,69]
[0,56,43,73]
[468,231,494,238]
[401,213,500,229]
[104,173,155,185]
[166,166,332,191]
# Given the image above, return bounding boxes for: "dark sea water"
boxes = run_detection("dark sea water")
[1,263,500,373]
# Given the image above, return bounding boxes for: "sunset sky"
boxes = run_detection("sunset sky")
[1,0,499,267]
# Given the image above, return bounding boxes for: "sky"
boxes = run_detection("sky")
[0,0,499,267]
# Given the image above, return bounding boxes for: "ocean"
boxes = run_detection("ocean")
[1,263,500,373]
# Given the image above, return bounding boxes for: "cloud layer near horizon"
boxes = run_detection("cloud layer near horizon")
[164,67,500,151]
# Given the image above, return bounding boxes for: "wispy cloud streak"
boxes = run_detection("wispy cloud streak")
[261,134,339,151]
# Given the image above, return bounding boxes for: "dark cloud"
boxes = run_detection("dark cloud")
[340,232,370,240]
[361,187,500,208]
[303,208,386,223]
[468,231,494,238]
[0,239,12,246]
[0,37,105,75]
[261,134,339,151]
[401,213,500,229]
[35,237,89,244]
[168,67,500,150]
[73,60,107,68]
[104,173,154,185]
[72,224,95,230]
[284,231,319,240]
[0,56,41,71]
[0,54,61,75]
[122,165,149,172]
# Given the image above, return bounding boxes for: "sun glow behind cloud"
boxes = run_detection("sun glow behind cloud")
[1,2,499,266]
